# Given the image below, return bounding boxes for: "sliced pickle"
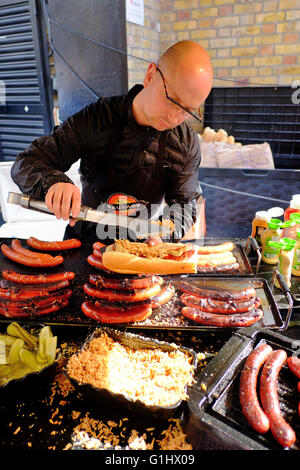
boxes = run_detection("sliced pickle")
[6,322,38,349]
[8,338,24,364]
[0,340,7,365]
[19,349,43,371]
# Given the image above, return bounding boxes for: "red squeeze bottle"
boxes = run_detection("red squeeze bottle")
[284,195,300,221]
[284,195,300,239]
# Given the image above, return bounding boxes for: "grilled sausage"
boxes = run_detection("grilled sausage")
[260,349,296,448]
[81,300,152,323]
[11,239,54,260]
[1,270,75,284]
[93,241,106,251]
[0,288,72,308]
[87,254,112,271]
[180,293,261,314]
[180,281,256,302]
[197,262,240,273]
[89,273,163,291]
[0,280,70,300]
[239,343,273,434]
[0,297,70,318]
[27,236,81,251]
[83,282,161,302]
[197,241,234,254]
[1,243,64,268]
[93,248,103,259]
[181,306,263,327]
[286,355,300,379]
[151,284,175,308]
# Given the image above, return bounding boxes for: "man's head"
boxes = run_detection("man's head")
[132,41,213,131]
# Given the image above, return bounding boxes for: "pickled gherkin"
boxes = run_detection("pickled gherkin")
[0,322,58,387]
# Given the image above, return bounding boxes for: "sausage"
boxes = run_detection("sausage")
[83,282,161,302]
[239,343,273,434]
[93,241,106,251]
[145,236,163,247]
[87,254,112,271]
[26,236,81,251]
[89,273,163,291]
[197,262,240,273]
[1,270,75,284]
[298,382,300,393]
[1,243,64,268]
[0,289,72,311]
[260,349,296,448]
[93,248,103,259]
[0,297,70,318]
[197,241,234,254]
[180,293,261,314]
[180,280,256,302]
[0,280,70,300]
[151,284,175,308]
[181,306,263,327]
[81,300,152,323]
[11,239,54,260]
[286,355,300,379]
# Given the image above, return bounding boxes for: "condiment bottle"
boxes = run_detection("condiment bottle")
[251,207,283,247]
[292,229,300,277]
[284,212,300,240]
[269,238,297,289]
[261,218,285,265]
[284,194,300,221]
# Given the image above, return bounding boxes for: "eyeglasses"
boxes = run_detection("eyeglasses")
[156,67,202,122]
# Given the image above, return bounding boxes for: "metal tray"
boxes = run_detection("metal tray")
[183,327,300,450]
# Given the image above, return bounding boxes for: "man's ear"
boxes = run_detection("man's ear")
[143,63,157,88]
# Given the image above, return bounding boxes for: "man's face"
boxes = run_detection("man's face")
[140,63,209,131]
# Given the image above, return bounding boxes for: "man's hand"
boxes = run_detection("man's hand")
[45,182,81,227]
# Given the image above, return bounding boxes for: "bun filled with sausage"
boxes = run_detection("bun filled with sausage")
[101,239,198,275]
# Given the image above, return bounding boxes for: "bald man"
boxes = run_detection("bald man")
[11,41,213,243]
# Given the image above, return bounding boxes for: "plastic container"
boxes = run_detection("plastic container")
[284,212,300,239]
[260,219,284,265]
[292,229,300,277]
[284,194,300,221]
[269,238,297,289]
[251,207,284,247]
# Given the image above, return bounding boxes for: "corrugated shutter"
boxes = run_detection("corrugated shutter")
[0,0,53,161]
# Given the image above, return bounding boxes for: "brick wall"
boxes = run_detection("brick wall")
[127,0,300,89]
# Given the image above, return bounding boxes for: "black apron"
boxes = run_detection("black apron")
[64,119,167,245]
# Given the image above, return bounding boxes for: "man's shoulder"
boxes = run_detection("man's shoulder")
[166,122,200,159]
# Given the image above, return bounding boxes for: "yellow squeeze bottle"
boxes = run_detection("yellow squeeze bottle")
[269,238,297,289]
[261,219,283,265]
[292,229,300,277]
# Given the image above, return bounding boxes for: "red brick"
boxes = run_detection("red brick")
[177,10,191,20]
[284,32,299,42]
[262,24,275,33]
[219,5,234,16]
[260,45,274,55]
[283,55,297,64]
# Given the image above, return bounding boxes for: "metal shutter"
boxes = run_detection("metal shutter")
[0,0,53,162]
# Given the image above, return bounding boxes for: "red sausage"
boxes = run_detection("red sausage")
[180,281,256,302]
[1,270,75,284]
[27,236,81,251]
[181,306,263,327]
[0,297,70,318]
[197,262,240,273]
[93,241,106,251]
[260,349,296,448]
[11,239,54,260]
[286,355,300,379]
[151,284,175,308]
[0,289,72,312]
[239,343,273,434]
[1,244,64,268]
[298,382,300,393]
[83,282,161,302]
[93,249,103,259]
[180,293,261,314]
[0,280,70,300]
[87,254,112,271]
[145,236,163,247]
[81,300,152,323]
[89,273,163,291]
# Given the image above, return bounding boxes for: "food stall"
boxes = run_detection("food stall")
[0,233,299,452]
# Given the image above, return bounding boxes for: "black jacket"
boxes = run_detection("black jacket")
[11,85,201,240]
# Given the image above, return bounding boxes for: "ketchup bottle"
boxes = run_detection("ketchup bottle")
[284,194,300,221]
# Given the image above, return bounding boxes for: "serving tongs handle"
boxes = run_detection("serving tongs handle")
[271,269,293,330]
[246,236,261,276]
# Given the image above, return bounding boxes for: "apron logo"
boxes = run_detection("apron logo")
[106,193,148,216]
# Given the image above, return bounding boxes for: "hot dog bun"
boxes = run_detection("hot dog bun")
[102,240,198,275]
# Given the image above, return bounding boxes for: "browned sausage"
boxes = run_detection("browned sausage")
[1,270,75,284]
[180,293,261,314]
[180,281,256,302]
[1,243,64,268]
[11,239,54,260]
[81,300,152,323]
[239,343,273,434]
[89,273,163,291]
[181,306,263,327]
[260,349,296,448]
[197,241,234,254]
[87,254,112,271]
[286,355,300,379]
[93,248,103,259]
[27,236,81,251]
[0,289,72,314]
[83,282,161,302]
[0,297,70,318]
[0,280,70,300]
[151,284,175,308]
[93,241,106,251]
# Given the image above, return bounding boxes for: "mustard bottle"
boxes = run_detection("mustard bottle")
[261,219,283,264]
[251,207,283,247]
[292,229,300,277]
[269,238,297,289]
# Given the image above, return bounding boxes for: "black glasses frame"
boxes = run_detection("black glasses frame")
[156,67,202,122]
